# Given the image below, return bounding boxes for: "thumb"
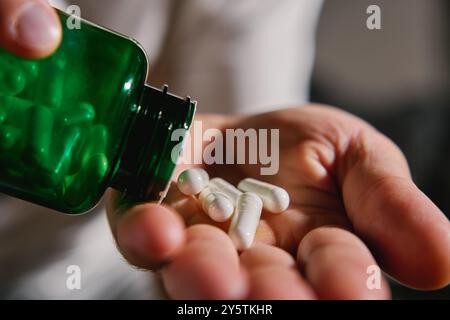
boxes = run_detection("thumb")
[0,0,62,59]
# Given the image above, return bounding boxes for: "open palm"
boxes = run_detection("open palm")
[1,0,446,300]
[106,105,450,299]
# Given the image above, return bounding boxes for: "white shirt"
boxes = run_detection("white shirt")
[0,0,323,299]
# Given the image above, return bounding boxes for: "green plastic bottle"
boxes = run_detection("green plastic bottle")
[0,9,196,214]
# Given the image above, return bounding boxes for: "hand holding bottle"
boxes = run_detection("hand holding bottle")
[0,0,61,58]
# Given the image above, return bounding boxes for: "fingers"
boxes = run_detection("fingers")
[257,206,350,254]
[297,227,390,299]
[108,190,248,299]
[341,127,450,289]
[164,182,227,229]
[106,191,186,270]
[0,0,62,58]
[240,244,316,299]
[161,225,248,299]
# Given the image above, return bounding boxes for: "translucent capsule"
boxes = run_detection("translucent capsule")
[47,79,64,108]
[64,153,109,206]
[0,59,26,95]
[0,94,32,118]
[68,124,107,175]
[238,178,290,213]
[0,125,21,151]
[199,187,234,222]
[38,57,66,108]
[23,105,54,167]
[209,177,242,205]
[0,96,33,130]
[58,102,95,126]
[228,192,263,251]
[40,126,82,186]
[177,168,209,195]
[21,60,39,81]
[79,124,108,166]
[0,104,8,123]
[2,99,31,146]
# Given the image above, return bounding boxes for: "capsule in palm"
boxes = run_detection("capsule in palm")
[209,177,242,205]
[237,178,290,213]
[199,187,234,222]
[228,192,263,250]
[177,168,209,195]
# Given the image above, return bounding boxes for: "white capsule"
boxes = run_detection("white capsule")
[237,178,290,213]
[199,187,234,222]
[209,177,243,205]
[228,192,263,250]
[177,168,209,195]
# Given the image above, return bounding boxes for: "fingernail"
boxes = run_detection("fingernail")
[12,3,60,50]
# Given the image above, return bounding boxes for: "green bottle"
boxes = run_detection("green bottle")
[0,9,196,214]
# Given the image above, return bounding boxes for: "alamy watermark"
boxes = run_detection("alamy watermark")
[366,265,382,290]
[66,5,81,30]
[66,265,81,290]
[366,5,382,30]
[171,121,280,176]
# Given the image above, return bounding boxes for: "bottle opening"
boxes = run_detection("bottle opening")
[111,84,196,203]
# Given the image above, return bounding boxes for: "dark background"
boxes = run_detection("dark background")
[311,0,450,299]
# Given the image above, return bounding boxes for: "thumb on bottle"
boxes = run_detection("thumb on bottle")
[0,0,62,59]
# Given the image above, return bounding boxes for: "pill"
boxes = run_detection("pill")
[2,99,32,133]
[58,102,95,126]
[79,124,108,166]
[0,59,26,95]
[38,57,66,108]
[23,105,54,167]
[0,95,32,111]
[209,177,242,205]
[69,124,108,174]
[21,60,39,81]
[52,126,82,183]
[228,192,263,250]
[0,95,33,128]
[177,168,209,195]
[85,153,109,183]
[0,104,8,123]
[47,79,64,108]
[30,126,81,187]
[64,153,109,206]
[199,187,234,222]
[238,178,290,213]
[0,125,21,151]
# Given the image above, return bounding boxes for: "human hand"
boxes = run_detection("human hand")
[106,105,450,299]
[0,0,61,58]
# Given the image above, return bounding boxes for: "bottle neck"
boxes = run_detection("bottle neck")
[111,84,195,203]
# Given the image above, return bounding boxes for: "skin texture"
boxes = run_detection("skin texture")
[0,0,61,58]
[107,106,450,299]
[1,2,449,300]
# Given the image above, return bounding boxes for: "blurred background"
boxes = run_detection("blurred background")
[311,0,450,299]
[1,0,448,300]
